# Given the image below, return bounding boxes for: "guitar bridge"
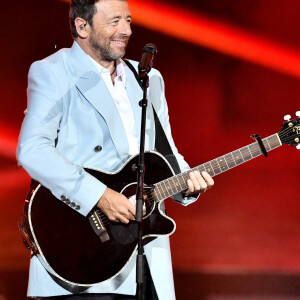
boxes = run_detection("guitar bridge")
[88,209,110,243]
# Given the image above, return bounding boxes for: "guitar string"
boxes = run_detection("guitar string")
[279,125,298,140]
[97,190,156,226]
[279,125,296,137]
[153,129,298,200]
[94,189,157,227]
[92,124,299,227]
[95,182,188,228]
[154,130,297,202]
[279,128,299,141]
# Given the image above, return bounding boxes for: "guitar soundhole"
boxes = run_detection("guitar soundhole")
[108,183,155,244]
[121,183,155,216]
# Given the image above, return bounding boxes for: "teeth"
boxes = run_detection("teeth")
[111,40,126,44]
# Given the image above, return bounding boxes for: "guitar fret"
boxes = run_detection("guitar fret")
[158,184,165,200]
[165,178,174,195]
[203,162,214,176]
[179,174,186,189]
[263,138,271,151]
[218,156,229,172]
[249,143,261,157]
[211,159,221,175]
[174,175,183,191]
[162,180,171,197]
[171,176,182,193]
[175,174,182,189]
[158,182,167,199]
[247,145,254,158]
[238,149,245,162]
[225,153,236,169]
[180,173,189,189]
[232,150,244,165]
[154,183,163,201]
[197,165,206,173]
[223,155,230,169]
[179,173,188,194]
[169,180,176,193]
[163,179,171,195]
[229,152,237,168]
[160,174,186,199]
[152,133,283,201]
[269,134,281,148]
[215,158,222,170]
[240,146,252,162]
[209,161,215,176]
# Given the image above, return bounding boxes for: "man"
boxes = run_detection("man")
[17,0,214,299]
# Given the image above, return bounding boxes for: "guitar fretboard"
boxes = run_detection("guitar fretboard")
[152,134,281,202]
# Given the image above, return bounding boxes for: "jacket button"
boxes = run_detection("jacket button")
[94,145,102,152]
[65,199,71,205]
[75,205,80,210]
[70,202,76,208]
[61,195,67,201]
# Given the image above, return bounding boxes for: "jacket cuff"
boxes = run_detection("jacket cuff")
[171,191,200,206]
[61,171,107,217]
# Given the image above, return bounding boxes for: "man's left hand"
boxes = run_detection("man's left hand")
[185,171,214,196]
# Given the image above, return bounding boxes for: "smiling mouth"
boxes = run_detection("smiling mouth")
[110,38,128,46]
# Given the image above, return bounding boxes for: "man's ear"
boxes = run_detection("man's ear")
[75,17,88,38]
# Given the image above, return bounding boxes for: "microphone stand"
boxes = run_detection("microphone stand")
[135,72,149,300]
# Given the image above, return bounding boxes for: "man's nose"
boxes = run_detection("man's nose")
[120,20,132,36]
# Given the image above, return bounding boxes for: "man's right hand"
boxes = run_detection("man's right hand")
[97,188,136,224]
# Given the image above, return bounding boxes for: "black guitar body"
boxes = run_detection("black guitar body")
[28,152,176,286]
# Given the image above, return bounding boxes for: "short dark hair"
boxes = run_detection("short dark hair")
[69,0,100,39]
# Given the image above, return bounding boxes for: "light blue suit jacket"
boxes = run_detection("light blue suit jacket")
[17,42,197,298]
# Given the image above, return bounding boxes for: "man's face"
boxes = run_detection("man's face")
[88,0,132,62]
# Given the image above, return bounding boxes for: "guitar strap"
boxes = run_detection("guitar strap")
[124,59,181,175]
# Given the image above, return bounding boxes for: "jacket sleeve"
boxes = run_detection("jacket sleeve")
[148,69,200,206]
[17,61,106,216]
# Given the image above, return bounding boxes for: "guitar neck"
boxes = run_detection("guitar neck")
[153,133,282,201]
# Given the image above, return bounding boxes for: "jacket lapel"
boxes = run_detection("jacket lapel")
[67,42,129,161]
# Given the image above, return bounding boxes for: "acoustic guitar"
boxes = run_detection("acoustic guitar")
[20,113,300,287]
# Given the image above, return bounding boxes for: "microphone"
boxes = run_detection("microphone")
[138,43,157,78]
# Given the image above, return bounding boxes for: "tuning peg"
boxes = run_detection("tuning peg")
[297,144,300,150]
[296,111,300,117]
[284,114,291,121]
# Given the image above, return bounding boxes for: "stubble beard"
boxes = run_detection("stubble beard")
[89,30,128,62]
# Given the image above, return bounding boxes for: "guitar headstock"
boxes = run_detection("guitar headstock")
[278,112,300,148]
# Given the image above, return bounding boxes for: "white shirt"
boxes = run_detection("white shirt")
[90,57,139,155]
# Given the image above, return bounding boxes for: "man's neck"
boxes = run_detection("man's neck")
[76,39,115,74]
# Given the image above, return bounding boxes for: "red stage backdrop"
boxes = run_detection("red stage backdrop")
[0,0,299,299]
